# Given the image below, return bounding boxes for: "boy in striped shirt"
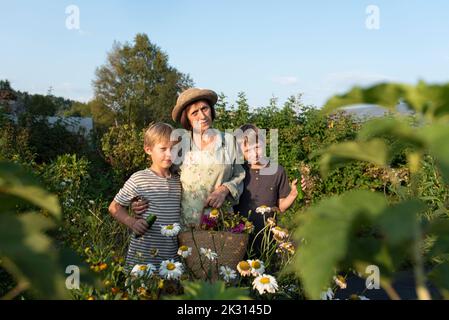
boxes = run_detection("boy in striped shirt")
[108,123,182,272]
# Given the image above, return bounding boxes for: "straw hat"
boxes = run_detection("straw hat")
[172,88,218,122]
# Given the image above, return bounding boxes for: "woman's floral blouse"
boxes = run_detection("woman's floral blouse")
[179,131,245,227]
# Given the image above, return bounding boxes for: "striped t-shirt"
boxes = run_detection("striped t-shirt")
[113,168,181,271]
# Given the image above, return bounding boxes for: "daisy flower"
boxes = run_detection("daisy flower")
[248,259,265,276]
[219,266,237,282]
[203,207,220,219]
[159,259,184,280]
[177,245,192,258]
[266,217,276,227]
[276,241,295,254]
[255,205,271,215]
[130,263,156,278]
[320,288,334,300]
[236,261,252,277]
[244,221,255,233]
[271,226,289,240]
[333,275,347,289]
[161,223,181,237]
[252,274,278,295]
[209,208,220,219]
[200,248,218,261]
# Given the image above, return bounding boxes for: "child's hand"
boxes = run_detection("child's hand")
[290,179,299,198]
[129,217,149,235]
[290,176,306,197]
[131,197,148,215]
[300,176,307,191]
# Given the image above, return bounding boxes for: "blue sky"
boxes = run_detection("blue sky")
[1,0,449,108]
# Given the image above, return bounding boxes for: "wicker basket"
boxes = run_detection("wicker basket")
[178,230,248,280]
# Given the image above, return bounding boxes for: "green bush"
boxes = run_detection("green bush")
[101,123,147,182]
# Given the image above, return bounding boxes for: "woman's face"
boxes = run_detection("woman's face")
[186,100,213,133]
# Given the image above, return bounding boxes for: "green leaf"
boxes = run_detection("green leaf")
[0,161,61,219]
[418,125,449,185]
[322,81,449,120]
[377,199,427,246]
[322,83,411,114]
[426,220,449,257]
[358,117,425,150]
[429,264,449,299]
[0,212,70,299]
[290,190,388,299]
[317,139,388,177]
[167,281,251,300]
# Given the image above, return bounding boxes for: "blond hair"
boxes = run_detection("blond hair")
[144,122,174,148]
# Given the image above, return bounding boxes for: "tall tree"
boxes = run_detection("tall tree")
[93,33,194,128]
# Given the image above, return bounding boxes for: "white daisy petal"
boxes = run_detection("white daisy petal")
[248,259,265,276]
[200,247,218,261]
[320,288,334,300]
[252,274,278,295]
[219,266,237,282]
[130,263,156,278]
[237,261,252,277]
[158,259,184,280]
[161,223,181,237]
[177,245,192,258]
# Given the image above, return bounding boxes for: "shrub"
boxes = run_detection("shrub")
[101,123,147,182]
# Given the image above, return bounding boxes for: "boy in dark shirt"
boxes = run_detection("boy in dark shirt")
[233,124,305,257]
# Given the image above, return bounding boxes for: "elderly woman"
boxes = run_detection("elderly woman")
[132,88,245,227]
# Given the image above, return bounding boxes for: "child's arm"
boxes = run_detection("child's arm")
[278,179,298,213]
[278,177,307,213]
[108,200,148,235]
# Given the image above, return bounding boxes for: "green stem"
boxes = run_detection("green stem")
[409,157,431,300]
[380,280,401,301]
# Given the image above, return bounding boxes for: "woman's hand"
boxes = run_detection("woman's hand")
[205,185,229,208]
[131,197,148,215]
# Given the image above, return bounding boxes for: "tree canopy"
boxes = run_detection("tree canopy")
[93,33,193,128]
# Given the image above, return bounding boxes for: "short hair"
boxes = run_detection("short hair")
[144,122,174,148]
[239,123,265,145]
[180,100,216,131]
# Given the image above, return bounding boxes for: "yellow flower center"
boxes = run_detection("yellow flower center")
[210,209,219,216]
[139,265,147,271]
[252,261,261,269]
[167,263,176,271]
[260,277,271,284]
[166,225,174,230]
[179,245,188,251]
[238,261,250,271]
